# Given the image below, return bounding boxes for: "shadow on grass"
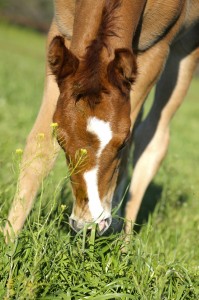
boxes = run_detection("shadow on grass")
[134,181,190,233]
[134,182,163,233]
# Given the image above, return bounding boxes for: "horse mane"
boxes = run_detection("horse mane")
[73,0,121,108]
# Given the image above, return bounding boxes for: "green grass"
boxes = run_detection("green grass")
[0,22,199,299]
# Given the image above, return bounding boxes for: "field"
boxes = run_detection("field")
[0,22,199,299]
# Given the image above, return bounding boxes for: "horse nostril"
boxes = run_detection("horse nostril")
[97,216,112,236]
[69,218,84,233]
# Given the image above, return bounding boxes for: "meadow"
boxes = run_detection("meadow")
[0,22,199,299]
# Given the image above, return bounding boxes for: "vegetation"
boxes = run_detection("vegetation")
[0,0,53,32]
[0,22,199,299]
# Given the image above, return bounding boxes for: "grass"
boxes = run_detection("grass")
[0,21,199,299]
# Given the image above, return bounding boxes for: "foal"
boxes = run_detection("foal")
[4,0,199,238]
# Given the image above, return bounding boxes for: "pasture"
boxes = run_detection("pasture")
[0,22,199,299]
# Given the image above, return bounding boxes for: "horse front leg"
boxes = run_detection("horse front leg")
[125,37,199,235]
[4,21,65,240]
[124,40,170,235]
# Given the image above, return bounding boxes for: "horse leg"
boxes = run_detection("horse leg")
[125,34,199,234]
[4,21,70,239]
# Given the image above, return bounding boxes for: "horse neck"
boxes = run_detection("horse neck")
[70,1,106,57]
[70,0,146,59]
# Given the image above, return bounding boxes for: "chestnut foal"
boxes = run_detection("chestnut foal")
[5,0,199,238]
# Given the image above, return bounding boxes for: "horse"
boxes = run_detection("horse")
[4,0,199,239]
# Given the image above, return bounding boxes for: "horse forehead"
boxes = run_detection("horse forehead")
[86,116,113,155]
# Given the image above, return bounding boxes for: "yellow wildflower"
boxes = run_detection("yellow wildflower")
[80,148,87,155]
[50,122,58,128]
[15,148,23,155]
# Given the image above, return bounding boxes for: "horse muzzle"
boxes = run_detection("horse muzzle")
[69,216,112,236]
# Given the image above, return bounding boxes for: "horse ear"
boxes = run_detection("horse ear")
[48,36,79,85]
[107,48,137,96]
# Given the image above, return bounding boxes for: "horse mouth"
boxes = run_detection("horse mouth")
[69,216,112,235]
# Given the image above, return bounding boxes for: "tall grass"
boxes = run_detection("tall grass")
[0,22,199,299]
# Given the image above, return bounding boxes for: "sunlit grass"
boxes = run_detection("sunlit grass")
[0,22,199,299]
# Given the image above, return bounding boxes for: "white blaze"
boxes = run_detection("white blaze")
[87,117,113,158]
[84,167,103,220]
[84,117,112,220]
